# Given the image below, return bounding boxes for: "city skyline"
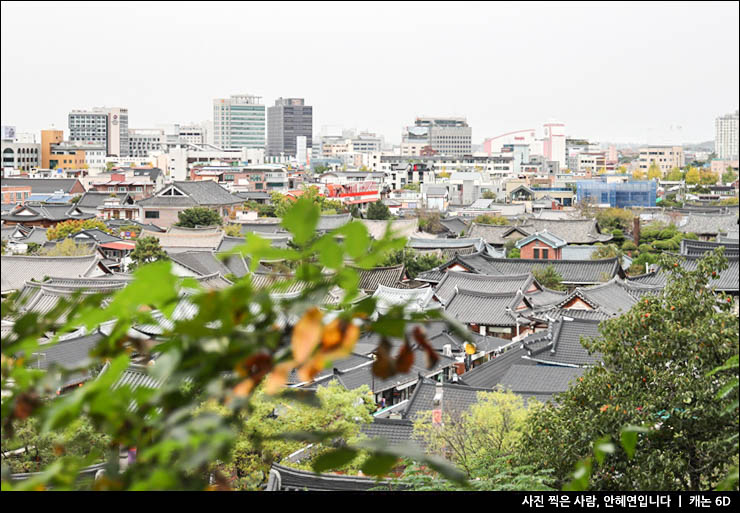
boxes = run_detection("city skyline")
[1,1,739,146]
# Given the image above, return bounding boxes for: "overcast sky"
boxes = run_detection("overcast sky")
[2,1,738,145]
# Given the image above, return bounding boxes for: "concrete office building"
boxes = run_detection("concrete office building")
[213,94,266,150]
[413,116,472,156]
[715,110,739,160]
[267,97,312,157]
[1,134,41,171]
[69,107,129,157]
[637,146,684,175]
[129,128,165,157]
[542,121,566,169]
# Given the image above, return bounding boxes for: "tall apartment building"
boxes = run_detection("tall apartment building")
[414,116,472,156]
[213,94,266,150]
[542,121,566,169]
[638,146,684,175]
[68,107,129,157]
[715,110,739,160]
[266,97,312,157]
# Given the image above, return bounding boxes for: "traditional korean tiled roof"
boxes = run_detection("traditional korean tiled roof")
[514,230,567,249]
[360,218,419,240]
[680,239,739,258]
[30,329,105,371]
[354,264,406,293]
[529,307,613,323]
[238,221,283,235]
[265,463,400,491]
[458,345,537,389]
[1,177,82,194]
[139,228,224,252]
[317,213,352,232]
[444,289,530,326]
[456,255,624,286]
[360,417,419,449]
[439,217,469,236]
[1,224,48,244]
[371,285,435,314]
[403,378,492,421]
[138,181,243,207]
[407,237,487,250]
[1,204,93,223]
[520,318,602,367]
[627,255,738,293]
[68,228,122,244]
[111,364,165,391]
[1,255,104,294]
[496,364,584,399]
[218,234,291,253]
[433,271,536,305]
[287,353,374,385]
[169,251,248,278]
[467,223,533,245]
[525,218,613,244]
[524,286,569,308]
[13,277,127,319]
[557,278,663,316]
[76,191,132,210]
[677,214,738,235]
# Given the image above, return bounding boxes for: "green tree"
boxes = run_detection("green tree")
[482,191,496,200]
[504,239,522,258]
[474,214,508,226]
[665,167,684,181]
[699,169,718,185]
[25,242,41,255]
[175,207,223,228]
[519,249,738,490]
[224,224,242,237]
[591,244,624,261]
[129,236,169,270]
[532,264,565,291]
[685,167,701,185]
[402,183,420,192]
[617,166,627,175]
[381,249,442,279]
[366,200,391,220]
[596,208,633,233]
[47,219,112,241]
[722,167,738,184]
[40,238,94,257]
[632,168,646,180]
[647,162,662,180]
[417,211,446,234]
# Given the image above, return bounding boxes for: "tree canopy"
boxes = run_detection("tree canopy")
[366,200,392,220]
[47,219,112,241]
[175,207,223,228]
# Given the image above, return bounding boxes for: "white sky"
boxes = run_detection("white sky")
[1,1,738,145]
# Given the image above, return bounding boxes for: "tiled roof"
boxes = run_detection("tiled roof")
[112,364,165,390]
[238,221,283,235]
[680,239,739,258]
[525,287,569,308]
[265,463,399,491]
[514,230,567,249]
[677,214,738,235]
[76,191,132,209]
[403,378,492,421]
[355,264,406,292]
[459,345,537,389]
[439,217,469,235]
[1,255,103,294]
[169,251,247,278]
[521,318,602,367]
[553,277,663,317]
[30,329,105,372]
[139,229,224,252]
[497,364,584,396]
[525,219,612,244]
[306,361,438,394]
[360,218,419,240]
[1,178,82,194]
[14,278,127,319]
[138,181,242,207]
[467,224,533,245]
[287,353,374,385]
[530,307,613,323]
[218,234,291,253]
[69,229,122,244]
[407,237,486,250]
[444,289,528,326]
[2,204,93,223]
[360,417,420,449]
[434,271,536,305]
[457,254,623,286]
[627,256,738,292]
[317,213,352,232]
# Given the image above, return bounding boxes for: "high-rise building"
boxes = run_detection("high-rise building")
[267,97,312,157]
[213,94,266,150]
[715,110,739,160]
[412,116,472,156]
[638,146,684,175]
[129,128,165,157]
[68,107,129,157]
[542,121,566,169]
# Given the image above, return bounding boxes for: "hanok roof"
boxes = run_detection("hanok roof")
[626,255,739,293]
[360,218,419,240]
[467,223,532,245]
[68,228,122,244]
[433,271,537,305]
[137,181,242,207]
[76,191,133,210]
[680,238,739,258]
[439,217,469,236]
[372,284,435,314]
[1,177,82,194]
[403,378,492,421]
[514,230,567,249]
[139,228,224,252]
[677,214,738,236]
[444,289,531,326]
[458,345,537,389]
[317,213,352,232]
[553,277,663,316]
[29,330,106,387]
[238,221,283,235]
[1,224,48,244]
[14,276,129,319]
[521,318,602,367]
[1,254,104,294]
[265,463,400,491]
[525,218,613,244]
[169,251,248,278]
[287,353,374,385]
[497,364,584,400]
[355,264,406,292]
[1,204,93,223]
[360,417,418,449]
[112,364,165,391]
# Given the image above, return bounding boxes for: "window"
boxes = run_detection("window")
[542,249,549,259]
[145,211,160,219]
[533,248,540,259]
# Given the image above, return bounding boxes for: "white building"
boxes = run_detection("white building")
[715,110,739,160]
[129,128,165,157]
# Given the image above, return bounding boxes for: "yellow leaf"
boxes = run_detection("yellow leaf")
[464,342,477,355]
[265,361,295,395]
[291,307,323,363]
